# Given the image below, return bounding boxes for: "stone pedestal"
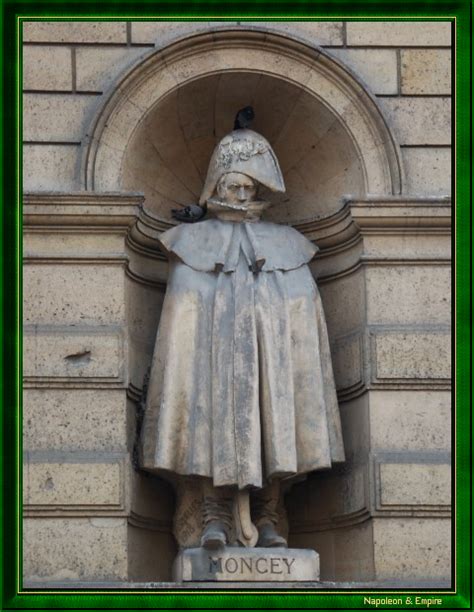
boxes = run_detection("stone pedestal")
[173,547,320,582]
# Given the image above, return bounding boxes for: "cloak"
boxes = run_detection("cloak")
[140,219,345,489]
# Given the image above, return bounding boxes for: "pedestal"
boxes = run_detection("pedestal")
[173,547,320,582]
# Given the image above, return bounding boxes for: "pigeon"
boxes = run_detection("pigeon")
[171,203,206,223]
[234,106,255,130]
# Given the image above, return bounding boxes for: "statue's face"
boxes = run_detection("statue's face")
[217,172,257,207]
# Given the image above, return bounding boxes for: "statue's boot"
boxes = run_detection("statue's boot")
[201,520,228,550]
[257,522,287,548]
[251,480,288,548]
[200,480,233,550]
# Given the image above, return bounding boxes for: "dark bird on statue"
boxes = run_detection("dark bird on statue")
[234,106,255,130]
[171,203,207,223]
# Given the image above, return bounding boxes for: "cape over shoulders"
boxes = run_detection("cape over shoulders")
[158,218,318,272]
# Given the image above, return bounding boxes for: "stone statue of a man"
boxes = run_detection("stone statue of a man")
[140,128,345,551]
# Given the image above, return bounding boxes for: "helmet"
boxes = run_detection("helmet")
[199,129,285,205]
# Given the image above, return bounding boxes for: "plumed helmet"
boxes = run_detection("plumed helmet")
[199,129,286,205]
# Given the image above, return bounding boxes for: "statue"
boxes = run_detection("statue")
[140,123,345,557]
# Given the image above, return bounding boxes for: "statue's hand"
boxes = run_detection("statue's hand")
[172,204,206,223]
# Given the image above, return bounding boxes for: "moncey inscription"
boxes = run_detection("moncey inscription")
[209,555,296,576]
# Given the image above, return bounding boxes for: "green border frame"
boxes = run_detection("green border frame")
[1,0,471,609]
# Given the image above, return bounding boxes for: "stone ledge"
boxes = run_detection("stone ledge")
[23,578,452,590]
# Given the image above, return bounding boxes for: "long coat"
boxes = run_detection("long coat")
[140,218,345,489]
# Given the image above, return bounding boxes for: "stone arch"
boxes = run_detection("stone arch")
[82,28,403,226]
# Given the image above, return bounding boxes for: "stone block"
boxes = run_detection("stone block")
[402,147,451,196]
[25,232,127,260]
[23,21,127,43]
[373,518,451,579]
[23,46,72,91]
[333,521,375,581]
[328,49,398,94]
[76,47,148,92]
[319,269,365,338]
[130,21,236,45]
[362,233,451,261]
[128,525,177,582]
[366,265,451,325]
[346,21,451,47]
[173,547,319,581]
[23,389,127,452]
[23,327,125,381]
[246,21,343,46]
[331,333,363,393]
[23,144,80,191]
[373,332,451,380]
[379,97,451,146]
[23,517,128,581]
[24,93,99,142]
[379,462,451,506]
[24,460,122,507]
[289,521,374,582]
[369,390,451,451]
[23,264,126,325]
[401,49,451,95]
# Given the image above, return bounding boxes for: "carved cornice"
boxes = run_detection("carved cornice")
[347,196,452,233]
[23,192,143,230]
[23,193,452,287]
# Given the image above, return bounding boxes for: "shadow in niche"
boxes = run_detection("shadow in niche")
[120,71,366,227]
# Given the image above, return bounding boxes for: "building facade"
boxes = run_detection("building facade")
[23,20,451,585]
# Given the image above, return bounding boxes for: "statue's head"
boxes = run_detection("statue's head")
[199,129,285,206]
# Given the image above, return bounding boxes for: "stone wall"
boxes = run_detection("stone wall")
[23,20,451,585]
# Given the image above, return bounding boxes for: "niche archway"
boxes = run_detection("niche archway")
[83,28,404,227]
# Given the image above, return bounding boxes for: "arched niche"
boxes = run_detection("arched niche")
[82,29,404,226]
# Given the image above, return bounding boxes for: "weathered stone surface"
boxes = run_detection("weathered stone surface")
[76,47,148,92]
[23,327,125,380]
[402,147,451,196]
[346,21,451,47]
[379,97,451,146]
[289,521,375,582]
[362,233,451,261]
[24,93,99,141]
[246,21,343,46]
[374,332,451,380]
[379,462,451,506]
[25,231,127,259]
[130,20,236,44]
[24,460,122,507]
[373,518,450,579]
[23,389,127,451]
[128,525,176,582]
[319,270,365,338]
[328,49,398,94]
[23,517,128,581]
[369,390,451,451]
[23,21,127,43]
[331,333,363,392]
[366,266,451,325]
[23,144,80,191]
[173,547,319,582]
[401,49,451,95]
[23,264,126,325]
[23,46,72,91]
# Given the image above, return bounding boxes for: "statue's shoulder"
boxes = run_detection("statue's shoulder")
[159,219,232,271]
[247,221,319,271]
